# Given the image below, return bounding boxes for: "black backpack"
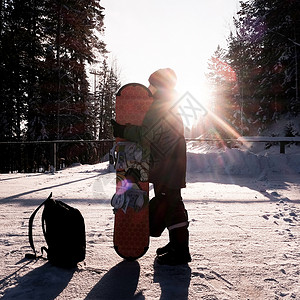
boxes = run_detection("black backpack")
[26,193,86,268]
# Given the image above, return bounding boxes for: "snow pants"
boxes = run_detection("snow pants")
[149,184,188,237]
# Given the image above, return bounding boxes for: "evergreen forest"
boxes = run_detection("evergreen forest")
[0,0,120,171]
[207,0,300,138]
[1,0,299,172]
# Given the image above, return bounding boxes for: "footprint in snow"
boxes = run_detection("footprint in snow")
[271,191,280,197]
[264,278,278,283]
[202,295,219,300]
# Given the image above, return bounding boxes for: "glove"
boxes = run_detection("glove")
[111,119,125,138]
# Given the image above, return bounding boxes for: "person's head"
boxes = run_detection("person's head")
[148,68,177,95]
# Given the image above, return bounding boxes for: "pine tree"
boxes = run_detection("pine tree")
[206,46,242,138]
[0,0,109,170]
[1,0,107,142]
[95,59,121,139]
[0,0,30,141]
[36,0,107,141]
[224,0,300,134]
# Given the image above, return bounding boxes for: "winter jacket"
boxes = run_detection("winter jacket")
[124,90,186,189]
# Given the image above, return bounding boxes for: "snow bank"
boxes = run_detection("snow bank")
[187,142,300,176]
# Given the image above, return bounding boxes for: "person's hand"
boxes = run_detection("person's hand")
[111,119,125,138]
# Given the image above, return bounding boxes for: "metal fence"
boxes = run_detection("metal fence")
[1,136,298,173]
[0,140,114,173]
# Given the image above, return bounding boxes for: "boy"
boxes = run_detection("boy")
[111,68,191,265]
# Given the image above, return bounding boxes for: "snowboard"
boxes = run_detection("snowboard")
[111,83,153,260]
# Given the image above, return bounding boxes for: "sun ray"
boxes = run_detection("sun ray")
[208,110,241,140]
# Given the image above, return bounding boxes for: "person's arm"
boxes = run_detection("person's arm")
[111,102,159,146]
[123,124,148,144]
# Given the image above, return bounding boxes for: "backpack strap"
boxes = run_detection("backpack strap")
[25,192,52,259]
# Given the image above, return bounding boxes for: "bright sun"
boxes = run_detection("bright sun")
[175,79,213,130]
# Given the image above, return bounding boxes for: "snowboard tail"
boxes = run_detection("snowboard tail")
[114,207,149,260]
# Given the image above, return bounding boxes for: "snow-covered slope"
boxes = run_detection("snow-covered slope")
[0,146,299,299]
[187,142,300,176]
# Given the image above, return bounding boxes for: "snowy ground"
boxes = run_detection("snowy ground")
[0,143,299,299]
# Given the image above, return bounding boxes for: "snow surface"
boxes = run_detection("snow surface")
[0,142,300,299]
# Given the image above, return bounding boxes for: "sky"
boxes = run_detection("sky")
[100,0,241,108]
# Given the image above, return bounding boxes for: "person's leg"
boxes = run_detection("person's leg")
[156,193,188,255]
[149,184,168,237]
[156,189,191,265]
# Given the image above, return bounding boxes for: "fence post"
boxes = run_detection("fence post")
[280,141,285,154]
[53,142,57,172]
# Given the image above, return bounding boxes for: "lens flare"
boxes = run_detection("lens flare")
[116,177,133,195]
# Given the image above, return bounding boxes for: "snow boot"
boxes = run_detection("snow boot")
[156,242,171,256]
[156,226,191,266]
[156,246,191,266]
